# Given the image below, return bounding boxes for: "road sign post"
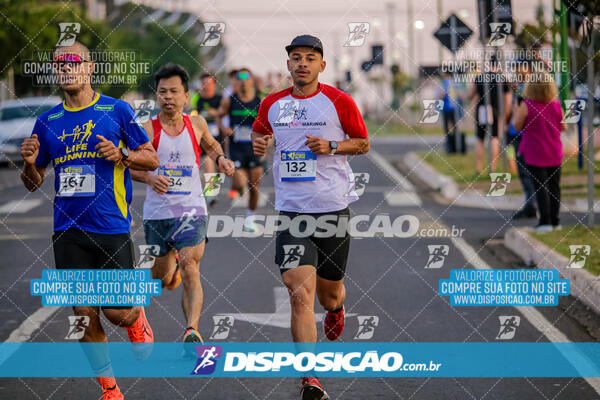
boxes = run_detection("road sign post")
[433,14,473,153]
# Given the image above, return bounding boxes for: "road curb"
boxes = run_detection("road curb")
[505,227,600,314]
[403,151,599,212]
[403,151,459,199]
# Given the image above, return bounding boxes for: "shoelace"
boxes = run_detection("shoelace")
[127,317,147,342]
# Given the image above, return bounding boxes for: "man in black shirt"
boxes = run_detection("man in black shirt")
[468,62,511,173]
[197,73,223,204]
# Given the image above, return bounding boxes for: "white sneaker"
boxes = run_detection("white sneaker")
[243,216,257,232]
[533,224,553,233]
[552,225,562,230]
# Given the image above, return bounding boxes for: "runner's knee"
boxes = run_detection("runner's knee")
[180,258,200,278]
[317,290,342,311]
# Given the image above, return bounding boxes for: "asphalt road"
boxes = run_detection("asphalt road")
[1,136,599,399]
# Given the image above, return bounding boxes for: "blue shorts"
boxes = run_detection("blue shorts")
[229,142,265,170]
[143,215,208,257]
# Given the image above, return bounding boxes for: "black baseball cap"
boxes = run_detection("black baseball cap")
[285,35,323,56]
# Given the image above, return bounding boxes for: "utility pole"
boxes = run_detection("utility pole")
[438,0,443,64]
[491,0,508,171]
[587,23,595,227]
[559,0,570,103]
[407,0,416,75]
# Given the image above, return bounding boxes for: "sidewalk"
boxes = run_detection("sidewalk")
[505,227,600,315]
[402,151,600,213]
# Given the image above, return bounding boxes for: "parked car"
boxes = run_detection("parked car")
[0,96,61,164]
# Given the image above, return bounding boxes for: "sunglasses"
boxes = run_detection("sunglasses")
[237,72,250,80]
[53,54,89,69]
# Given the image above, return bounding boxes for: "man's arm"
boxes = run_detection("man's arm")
[305,135,370,155]
[252,131,272,156]
[130,169,148,183]
[20,134,46,192]
[95,117,159,171]
[123,141,160,171]
[216,97,233,136]
[191,115,235,176]
[21,163,46,192]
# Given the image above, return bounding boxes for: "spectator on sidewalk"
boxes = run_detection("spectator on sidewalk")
[468,57,511,174]
[438,72,464,153]
[513,71,565,233]
[508,61,537,220]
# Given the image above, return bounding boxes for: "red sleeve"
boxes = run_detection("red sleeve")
[252,88,292,136]
[322,85,368,138]
[252,97,273,135]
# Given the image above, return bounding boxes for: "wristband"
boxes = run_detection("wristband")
[215,154,225,165]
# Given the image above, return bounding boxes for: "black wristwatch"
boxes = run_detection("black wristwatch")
[329,140,338,155]
[120,147,129,161]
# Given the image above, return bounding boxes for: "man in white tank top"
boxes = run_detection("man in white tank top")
[131,64,234,352]
[252,35,369,400]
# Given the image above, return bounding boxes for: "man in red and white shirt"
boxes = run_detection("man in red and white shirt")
[252,35,369,400]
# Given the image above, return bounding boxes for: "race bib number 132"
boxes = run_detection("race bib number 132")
[58,165,95,197]
[280,151,317,182]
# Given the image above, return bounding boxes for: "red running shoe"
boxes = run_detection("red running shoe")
[96,376,124,400]
[323,306,345,341]
[125,306,154,360]
[300,377,329,400]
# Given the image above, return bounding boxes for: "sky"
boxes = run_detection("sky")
[134,0,549,80]
[130,0,550,108]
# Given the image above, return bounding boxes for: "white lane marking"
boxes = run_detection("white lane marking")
[450,236,600,394]
[0,199,43,214]
[230,192,268,208]
[368,150,416,192]
[0,307,60,365]
[218,287,356,329]
[384,191,422,207]
[368,150,422,207]
[0,234,47,241]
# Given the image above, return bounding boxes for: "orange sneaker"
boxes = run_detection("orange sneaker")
[166,269,181,290]
[125,306,154,360]
[166,256,181,290]
[97,377,124,400]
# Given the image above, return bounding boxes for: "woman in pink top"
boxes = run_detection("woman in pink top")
[513,71,566,232]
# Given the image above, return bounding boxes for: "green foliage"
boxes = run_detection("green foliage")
[0,0,108,77]
[0,0,203,99]
[106,22,202,98]
[514,23,548,50]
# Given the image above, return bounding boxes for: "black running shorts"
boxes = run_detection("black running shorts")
[52,229,135,309]
[275,207,350,281]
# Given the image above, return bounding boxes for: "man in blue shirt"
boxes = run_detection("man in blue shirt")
[20,41,159,400]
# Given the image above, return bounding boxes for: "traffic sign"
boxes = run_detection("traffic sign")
[433,14,473,54]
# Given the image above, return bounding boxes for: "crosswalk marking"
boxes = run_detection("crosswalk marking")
[0,199,43,214]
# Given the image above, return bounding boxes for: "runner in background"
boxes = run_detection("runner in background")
[196,73,223,206]
[218,68,264,232]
